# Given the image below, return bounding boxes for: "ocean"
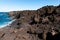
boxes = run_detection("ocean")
[0,12,14,28]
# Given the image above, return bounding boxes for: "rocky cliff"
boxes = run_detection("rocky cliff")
[0,5,60,40]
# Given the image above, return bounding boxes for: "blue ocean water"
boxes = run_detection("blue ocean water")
[0,12,12,28]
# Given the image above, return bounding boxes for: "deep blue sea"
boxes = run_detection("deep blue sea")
[0,12,12,28]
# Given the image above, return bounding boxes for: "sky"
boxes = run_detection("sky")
[0,0,60,12]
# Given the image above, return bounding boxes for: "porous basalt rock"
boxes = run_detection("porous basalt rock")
[0,5,60,40]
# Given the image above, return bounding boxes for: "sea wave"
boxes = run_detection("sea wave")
[0,19,16,28]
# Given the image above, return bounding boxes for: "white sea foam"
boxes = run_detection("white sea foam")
[0,19,16,28]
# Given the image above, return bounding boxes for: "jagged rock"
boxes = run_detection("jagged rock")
[0,5,60,40]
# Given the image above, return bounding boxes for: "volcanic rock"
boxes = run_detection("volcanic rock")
[0,5,60,40]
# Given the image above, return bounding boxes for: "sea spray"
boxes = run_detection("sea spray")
[0,19,16,28]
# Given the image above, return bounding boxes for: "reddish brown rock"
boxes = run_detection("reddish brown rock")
[0,5,60,40]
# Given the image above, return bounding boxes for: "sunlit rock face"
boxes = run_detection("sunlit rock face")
[0,5,60,40]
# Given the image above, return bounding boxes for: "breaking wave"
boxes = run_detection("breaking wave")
[0,19,16,28]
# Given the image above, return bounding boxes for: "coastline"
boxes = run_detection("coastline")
[0,19,16,28]
[0,5,60,40]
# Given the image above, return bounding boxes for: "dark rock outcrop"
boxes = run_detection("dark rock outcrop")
[0,5,60,40]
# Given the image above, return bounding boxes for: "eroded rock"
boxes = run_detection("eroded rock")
[0,5,60,40]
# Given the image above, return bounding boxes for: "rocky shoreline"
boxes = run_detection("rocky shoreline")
[0,5,60,40]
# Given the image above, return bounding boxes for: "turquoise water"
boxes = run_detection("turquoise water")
[0,12,12,28]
